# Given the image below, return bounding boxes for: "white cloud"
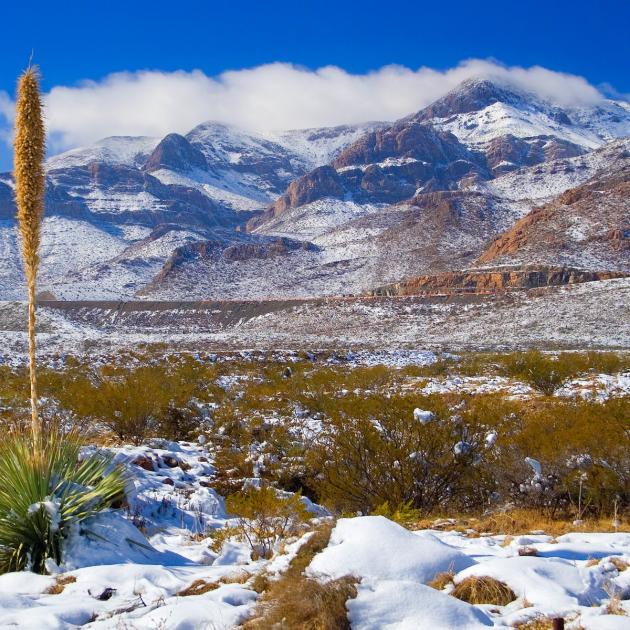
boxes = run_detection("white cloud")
[0,59,610,156]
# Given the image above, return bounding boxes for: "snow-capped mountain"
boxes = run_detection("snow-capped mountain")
[0,121,382,299]
[0,78,628,300]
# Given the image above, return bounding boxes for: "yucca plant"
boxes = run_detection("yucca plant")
[0,429,127,573]
[0,65,128,575]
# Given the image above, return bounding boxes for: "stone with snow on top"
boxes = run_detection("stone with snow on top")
[485,431,498,448]
[454,441,472,456]
[348,579,494,630]
[307,516,474,584]
[413,408,435,424]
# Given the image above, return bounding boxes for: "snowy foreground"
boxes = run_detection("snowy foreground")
[1,442,629,629]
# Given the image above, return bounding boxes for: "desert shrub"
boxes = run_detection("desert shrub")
[500,351,578,394]
[225,485,310,559]
[62,361,217,444]
[371,500,421,528]
[0,429,126,574]
[309,393,504,514]
[491,397,630,517]
[451,576,516,605]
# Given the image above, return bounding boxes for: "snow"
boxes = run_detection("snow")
[347,580,494,630]
[302,516,630,628]
[456,556,588,609]
[46,136,160,171]
[0,441,267,628]
[436,98,630,150]
[307,516,475,583]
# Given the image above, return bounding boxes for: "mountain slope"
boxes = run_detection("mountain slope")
[476,142,630,271]
[254,79,630,223]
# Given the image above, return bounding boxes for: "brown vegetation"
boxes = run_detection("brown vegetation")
[451,576,516,605]
[242,523,358,630]
[45,574,77,594]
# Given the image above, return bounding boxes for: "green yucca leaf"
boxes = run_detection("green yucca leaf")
[0,429,127,574]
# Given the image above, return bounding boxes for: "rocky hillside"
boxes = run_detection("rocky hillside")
[253,78,630,223]
[476,145,630,270]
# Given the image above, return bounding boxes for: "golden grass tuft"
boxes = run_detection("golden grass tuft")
[45,574,77,595]
[451,576,516,606]
[177,579,221,597]
[13,65,46,439]
[242,522,359,630]
[427,569,455,591]
[177,570,252,597]
[416,509,630,537]
[610,556,629,573]
[515,618,563,630]
[605,595,627,615]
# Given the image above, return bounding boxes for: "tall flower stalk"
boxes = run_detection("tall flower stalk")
[13,66,46,442]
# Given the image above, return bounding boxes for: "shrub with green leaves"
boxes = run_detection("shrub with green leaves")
[225,485,309,559]
[0,430,126,574]
[500,351,580,395]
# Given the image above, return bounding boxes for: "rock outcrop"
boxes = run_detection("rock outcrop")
[143,133,208,172]
[371,266,628,296]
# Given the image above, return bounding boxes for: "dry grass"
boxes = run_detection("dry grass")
[605,595,627,615]
[177,571,252,596]
[45,574,77,595]
[610,556,630,572]
[585,557,600,567]
[427,570,455,591]
[177,579,221,597]
[242,522,359,630]
[515,620,553,630]
[414,510,630,537]
[451,576,516,606]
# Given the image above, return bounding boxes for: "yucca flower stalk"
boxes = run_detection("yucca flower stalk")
[0,65,129,576]
[13,66,46,441]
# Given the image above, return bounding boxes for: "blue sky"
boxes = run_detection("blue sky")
[1,0,629,169]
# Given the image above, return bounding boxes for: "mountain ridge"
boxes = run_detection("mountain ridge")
[1,77,629,300]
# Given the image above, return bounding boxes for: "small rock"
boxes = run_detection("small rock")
[162,478,175,486]
[93,587,116,601]
[132,456,155,472]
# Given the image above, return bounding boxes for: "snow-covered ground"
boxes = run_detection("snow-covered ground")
[309,517,630,629]
[0,440,628,629]
[1,278,629,365]
[409,372,630,400]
